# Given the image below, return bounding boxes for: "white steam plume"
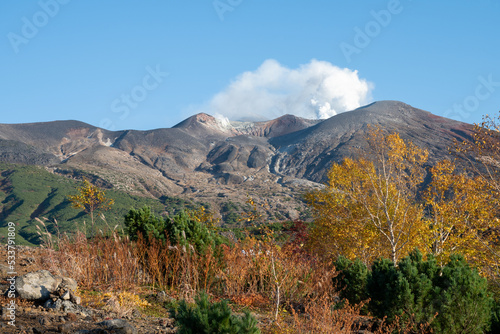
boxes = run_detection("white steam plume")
[198,59,373,121]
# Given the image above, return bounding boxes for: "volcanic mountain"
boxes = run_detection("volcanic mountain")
[0,101,475,225]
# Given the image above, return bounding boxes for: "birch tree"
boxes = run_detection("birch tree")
[306,127,429,264]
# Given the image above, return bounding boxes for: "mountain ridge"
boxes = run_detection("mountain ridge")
[0,101,475,229]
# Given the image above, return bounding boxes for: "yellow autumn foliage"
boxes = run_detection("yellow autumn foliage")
[455,112,500,205]
[68,179,114,225]
[306,127,429,264]
[186,206,220,231]
[423,159,500,273]
[306,124,500,279]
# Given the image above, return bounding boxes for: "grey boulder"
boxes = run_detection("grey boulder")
[15,270,77,301]
[15,270,61,301]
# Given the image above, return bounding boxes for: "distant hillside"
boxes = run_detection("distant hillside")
[0,162,203,245]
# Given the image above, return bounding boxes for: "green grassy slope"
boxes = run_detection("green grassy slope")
[0,163,198,245]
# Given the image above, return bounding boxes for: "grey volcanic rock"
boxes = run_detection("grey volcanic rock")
[0,101,473,186]
[0,120,117,161]
[43,299,90,316]
[15,270,77,301]
[112,128,209,179]
[173,113,321,138]
[231,114,322,137]
[59,277,78,293]
[206,136,274,173]
[15,270,62,301]
[248,146,268,168]
[173,113,232,140]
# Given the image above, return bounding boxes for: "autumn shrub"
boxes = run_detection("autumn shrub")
[216,238,267,297]
[286,296,366,334]
[133,228,338,325]
[133,232,222,296]
[217,237,335,311]
[170,291,260,334]
[285,290,432,334]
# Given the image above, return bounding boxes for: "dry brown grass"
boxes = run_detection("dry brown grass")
[36,225,435,333]
[40,230,145,291]
[132,233,222,301]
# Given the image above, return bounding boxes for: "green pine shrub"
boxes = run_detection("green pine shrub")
[164,211,221,254]
[366,257,413,322]
[333,256,368,306]
[170,291,260,334]
[124,206,166,241]
[430,254,493,333]
[394,251,437,326]
[365,250,493,333]
[124,206,222,253]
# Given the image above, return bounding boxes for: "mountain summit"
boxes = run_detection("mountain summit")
[173,112,321,139]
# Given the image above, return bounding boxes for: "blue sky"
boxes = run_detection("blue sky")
[1,1,499,130]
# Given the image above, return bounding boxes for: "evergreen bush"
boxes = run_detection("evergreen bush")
[124,205,166,241]
[366,257,412,322]
[164,211,220,254]
[170,291,260,334]
[333,256,368,306]
[365,250,493,333]
[124,206,222,254]
[431,254,493,333]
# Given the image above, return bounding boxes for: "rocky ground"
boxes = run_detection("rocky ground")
[0,245,177,333]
